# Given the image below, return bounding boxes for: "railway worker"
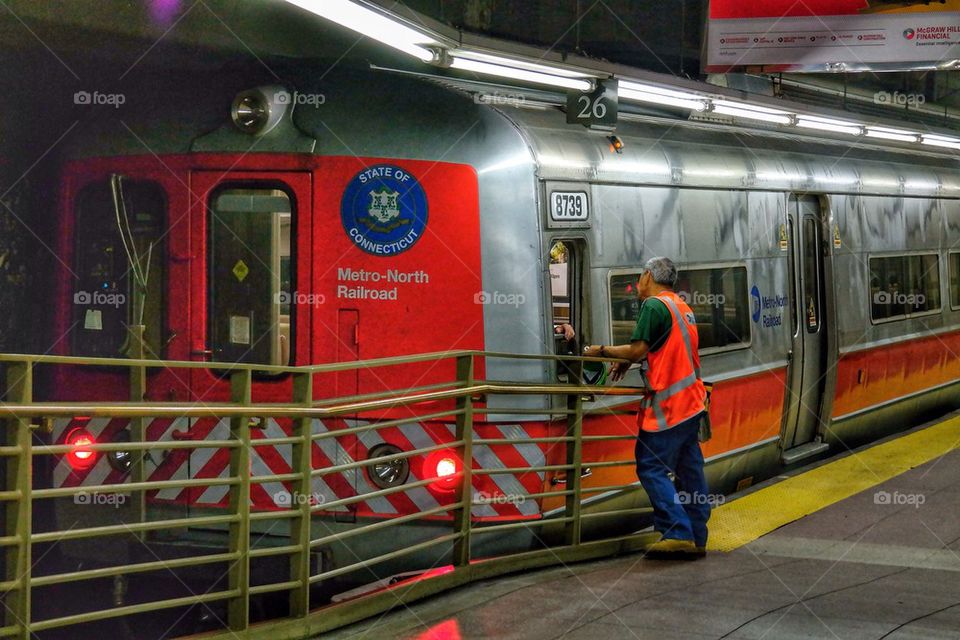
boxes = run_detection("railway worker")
[583,256,709,558]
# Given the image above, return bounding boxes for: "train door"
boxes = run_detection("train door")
[185,171,314,516]
[60,172,194,522]
[781,194,831,464]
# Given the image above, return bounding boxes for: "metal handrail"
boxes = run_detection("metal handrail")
[0,383,643,418]
[0,349,655,639]
[0,348,624,373]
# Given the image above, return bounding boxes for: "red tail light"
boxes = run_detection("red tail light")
[66,428,97,470]
[425,450,461,492]
[436,457,457,478]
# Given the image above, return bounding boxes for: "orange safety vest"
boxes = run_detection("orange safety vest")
[638,291,707,433]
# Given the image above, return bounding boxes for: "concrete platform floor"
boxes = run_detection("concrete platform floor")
[321,432,960,640]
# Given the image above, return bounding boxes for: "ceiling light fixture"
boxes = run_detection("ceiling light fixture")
[619,81,708,111]
[865,127,920,143]
[283,0,440,62]
[449,57,594,92]
[711,100,794,125]
[451,51,596,79]
[795,115,864,136]
[921,134,960,150]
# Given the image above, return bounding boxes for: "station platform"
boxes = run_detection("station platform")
[322,413,960,640]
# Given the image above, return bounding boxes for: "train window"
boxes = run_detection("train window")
[802,218,821,333]
[72,179,166,359]
[870,254,941,322]
[675,267,750,350]
[609,266,750,352]
[609,273,642,346]
[909,254,941,313]
[787,219,799,336]
[208,187,293,366]
[951,253,960,309]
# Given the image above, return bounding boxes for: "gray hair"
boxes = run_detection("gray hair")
[644,256,678,288]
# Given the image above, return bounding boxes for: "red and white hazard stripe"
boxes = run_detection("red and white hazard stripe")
[51,417,546,519]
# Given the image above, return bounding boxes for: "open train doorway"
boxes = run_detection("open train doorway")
[781,194,832,464]
[549,239,584,380]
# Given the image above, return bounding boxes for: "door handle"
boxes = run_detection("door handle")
[191,349,214,358]
[787,349,793,362]
[551,467,592,485]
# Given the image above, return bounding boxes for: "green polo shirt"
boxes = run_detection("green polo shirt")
[630,297,673,353]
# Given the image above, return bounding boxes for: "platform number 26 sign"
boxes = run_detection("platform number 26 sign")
[567,79,618,131]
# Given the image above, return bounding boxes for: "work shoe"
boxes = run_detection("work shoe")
[644,538,699,559]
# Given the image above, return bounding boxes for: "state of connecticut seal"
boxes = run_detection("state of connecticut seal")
[340,164,428,256]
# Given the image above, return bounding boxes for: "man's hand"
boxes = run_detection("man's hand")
[609,361,631,382]
[554,323,576,341]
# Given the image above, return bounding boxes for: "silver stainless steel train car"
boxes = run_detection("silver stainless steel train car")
[42,58,960,606]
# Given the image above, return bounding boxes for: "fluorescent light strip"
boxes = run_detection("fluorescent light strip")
[865,128,919,142]
[712,99,792,116]
[797,114,861,126]
[711,104,793,125]
[449,57,594,92]
[284,0,438,61]
[796,118,863,136]
[450,50,595,79]
[922,135,960,150]
[620,88,707,112]
[620,80,704,100]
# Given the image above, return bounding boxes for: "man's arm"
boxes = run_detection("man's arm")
[594,341,648,362]
[583,341,648,382]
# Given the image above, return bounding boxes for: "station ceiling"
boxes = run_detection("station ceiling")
[0,0,955,127]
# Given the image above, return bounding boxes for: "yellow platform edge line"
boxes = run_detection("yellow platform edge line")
[706,415,960,552]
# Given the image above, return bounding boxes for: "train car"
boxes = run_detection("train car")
[40,58,960,602]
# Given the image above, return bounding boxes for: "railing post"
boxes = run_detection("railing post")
[5,362,32,640]
[128,325,147,532]
[564,360,584,547]
[452,355,474,567]
[227,370,251,631]
[289,371,313,617]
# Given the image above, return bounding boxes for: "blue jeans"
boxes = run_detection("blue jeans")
[635,413,710,547]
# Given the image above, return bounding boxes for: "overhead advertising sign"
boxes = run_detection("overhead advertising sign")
[705,0,960,73]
